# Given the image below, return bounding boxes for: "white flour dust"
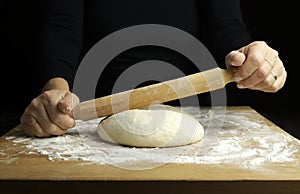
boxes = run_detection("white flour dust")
[3,107,300,171]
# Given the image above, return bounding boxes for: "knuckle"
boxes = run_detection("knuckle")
[41,91,51,99]
[272,49,279,57]
[20,111,35,125]
[40,91,53,104]
[256,68,269,80]
[248,55,261,67]
[251,41,266,47]
[258,41,267,47]
[20,114,27,124]
[261,41,267,46]
[25,105,34,114]
[30,98,39,109]
[250,41,258,46]
[24,106,30,114]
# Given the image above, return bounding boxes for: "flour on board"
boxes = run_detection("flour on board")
[3,107,300,171]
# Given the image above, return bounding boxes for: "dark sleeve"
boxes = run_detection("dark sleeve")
[0,0,6,50]
[36,0,83,90]
[204,0,252,68]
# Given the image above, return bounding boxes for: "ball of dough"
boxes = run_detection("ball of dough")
[97,105,204,148]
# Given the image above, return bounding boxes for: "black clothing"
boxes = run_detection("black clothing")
[37,0,252,99]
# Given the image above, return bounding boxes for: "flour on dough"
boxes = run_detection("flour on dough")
[97,104,204,148]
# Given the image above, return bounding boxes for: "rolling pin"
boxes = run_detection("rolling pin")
[73,67,235,121]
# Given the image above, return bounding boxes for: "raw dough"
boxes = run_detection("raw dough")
[97,104,204,147]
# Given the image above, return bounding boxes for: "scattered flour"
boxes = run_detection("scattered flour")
[3,107,300,171]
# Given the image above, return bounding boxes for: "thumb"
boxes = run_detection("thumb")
[225,50,246,68]
[57,92,80,116]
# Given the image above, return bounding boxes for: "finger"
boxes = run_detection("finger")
[264,50,279,69]
[249,57,286,92]
[235,41,268,80]
[33,103,68,135]
[57,92,80,116]
[265,68,287,92]
[247,72,276,91]
[21,102,66,136]
[225,50,246,68]
[22,123,51,138]
[262,59,287,92]
[46,104,75,130]
[252,69,287,93]
[236,57,273,88]
[42,91,75,130]
[20,106,38,126]
[20,113,51,137]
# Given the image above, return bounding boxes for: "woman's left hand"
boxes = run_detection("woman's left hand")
[225,41,287,92]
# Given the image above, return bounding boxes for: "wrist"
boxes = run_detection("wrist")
[42,77,70,92]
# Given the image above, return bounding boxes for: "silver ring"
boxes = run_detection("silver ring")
[271,71,278,81]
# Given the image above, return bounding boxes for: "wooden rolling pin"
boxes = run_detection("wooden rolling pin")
[73,67,235,121]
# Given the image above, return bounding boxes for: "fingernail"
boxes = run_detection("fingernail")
[230,50,239,55]
[229,51,239,66]
[59,101,72,114]
[65,106,72,113]
[234,77,243,82]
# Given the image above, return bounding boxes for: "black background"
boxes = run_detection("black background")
[1,1,299,137]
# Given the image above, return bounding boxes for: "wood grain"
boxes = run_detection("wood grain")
[75,68,234,121]
[1,106,300,194]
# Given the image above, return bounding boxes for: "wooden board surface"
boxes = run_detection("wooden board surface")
[1,106,300,194]
[0,106,300,194]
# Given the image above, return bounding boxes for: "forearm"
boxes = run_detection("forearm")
[36,0,84,90]
[205,0,252,66]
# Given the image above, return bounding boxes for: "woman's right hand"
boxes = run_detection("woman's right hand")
[20,78,79,137]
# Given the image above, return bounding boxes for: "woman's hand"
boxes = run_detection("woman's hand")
[20,78,79,137]
[225,41,287,92]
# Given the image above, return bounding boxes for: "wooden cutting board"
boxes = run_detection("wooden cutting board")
[0,106,300,194]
